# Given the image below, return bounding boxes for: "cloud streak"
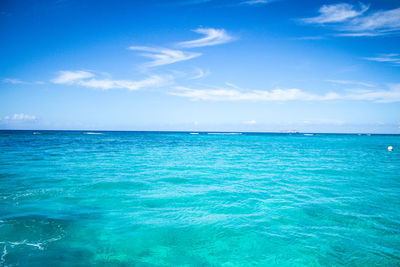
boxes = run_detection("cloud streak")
[3,113,37,121]
[243,120,257,124]
[178,28,234,48]
[190,68,210,79]
[302,3,400,37]
[3,78,44,84]
[363,54,400,66]
[242,0,269,5]
[52,70,171,91]
[344,85,400,102]
[171,86,340,101]
[128,46,201,68]
[326,79,375,87]
[343,8,400,36]
[52,70,94,84]
[170,84,400,103]
[302,3,369,24]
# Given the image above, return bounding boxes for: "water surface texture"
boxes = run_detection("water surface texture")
[1,131,399,266]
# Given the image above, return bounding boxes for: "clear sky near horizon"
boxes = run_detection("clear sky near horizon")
[0,0,399,133]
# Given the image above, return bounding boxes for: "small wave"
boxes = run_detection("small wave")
[5,236,62,251]
[207,133,242,135]
[84,132,104,135]
[8,240,43,250]
[32,132,41,135]
[189,133,199,135]
[25,242,44,250]
[1,245,7,265]
[304,134,314,136]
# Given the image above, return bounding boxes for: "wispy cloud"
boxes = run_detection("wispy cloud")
[363,53,400,66]
[345,85,400,102]
[243,120,257,124]
[3,78,25,84]
[190,68,210,79]
[326,79,375,87]
[176,0,274,6]
[335,32,381,37]
[128,46,201,68]
[292,36,325,40]
[3,78,45,84]
[3,113,37,121]
[302,3,369,24]
[170,83,400,102]
[301,3,400,37]
[51,70,94,84]
[52,70,171,91]
[242,0,269,5]
[178,28,234,48]
[171,86,340,101]
[174,0,213,5]
[343,8,400,36]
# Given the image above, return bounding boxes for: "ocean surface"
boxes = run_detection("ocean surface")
[0,131,399,266]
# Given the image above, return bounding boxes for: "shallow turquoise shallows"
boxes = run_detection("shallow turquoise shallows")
[0,131,399,266]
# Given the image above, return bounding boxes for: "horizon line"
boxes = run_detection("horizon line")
[0,129,399,135]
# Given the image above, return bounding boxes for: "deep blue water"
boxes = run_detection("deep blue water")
[0,131,399,266]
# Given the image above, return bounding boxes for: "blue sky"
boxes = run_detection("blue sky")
[0,0,399,133]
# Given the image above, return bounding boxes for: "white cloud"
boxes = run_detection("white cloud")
[243,120,257,125]
[128,46,201,68]
[225,82,242,90]
[302,3,369,24]
[3,78,25,84]
[344,8,400,35]
[302,4,400,36]
[170,86,340,101]
[178,0,275,6]
[345,85,400,103]
[3,113,37,121]
[326,79,375,87]
[190,68,210,79]
[293,36,325,40]
[52,70,171,91]
[335,32,381,37]
[51,71,94,84]
[177,28,234,48]
[242,0,269,5]
[170,84,400,103]
[3,78,45,84]
[363,54,400,66]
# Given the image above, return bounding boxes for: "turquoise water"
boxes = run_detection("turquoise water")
[0,131,399,266]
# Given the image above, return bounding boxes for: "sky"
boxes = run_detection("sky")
[0,0,399,133]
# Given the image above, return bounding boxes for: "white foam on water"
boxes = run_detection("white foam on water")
[9,240,43,250]
[84,132,104,135]
[25,242,44,250]
[1,245,7,264]
[207,133,242,135]
[189,133,199,135]
[304,134,314,136]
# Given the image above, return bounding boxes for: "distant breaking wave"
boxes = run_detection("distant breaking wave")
[84,132,104,135]
[207,133,242,135]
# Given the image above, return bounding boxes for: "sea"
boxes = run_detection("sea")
[0,130,399,266]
